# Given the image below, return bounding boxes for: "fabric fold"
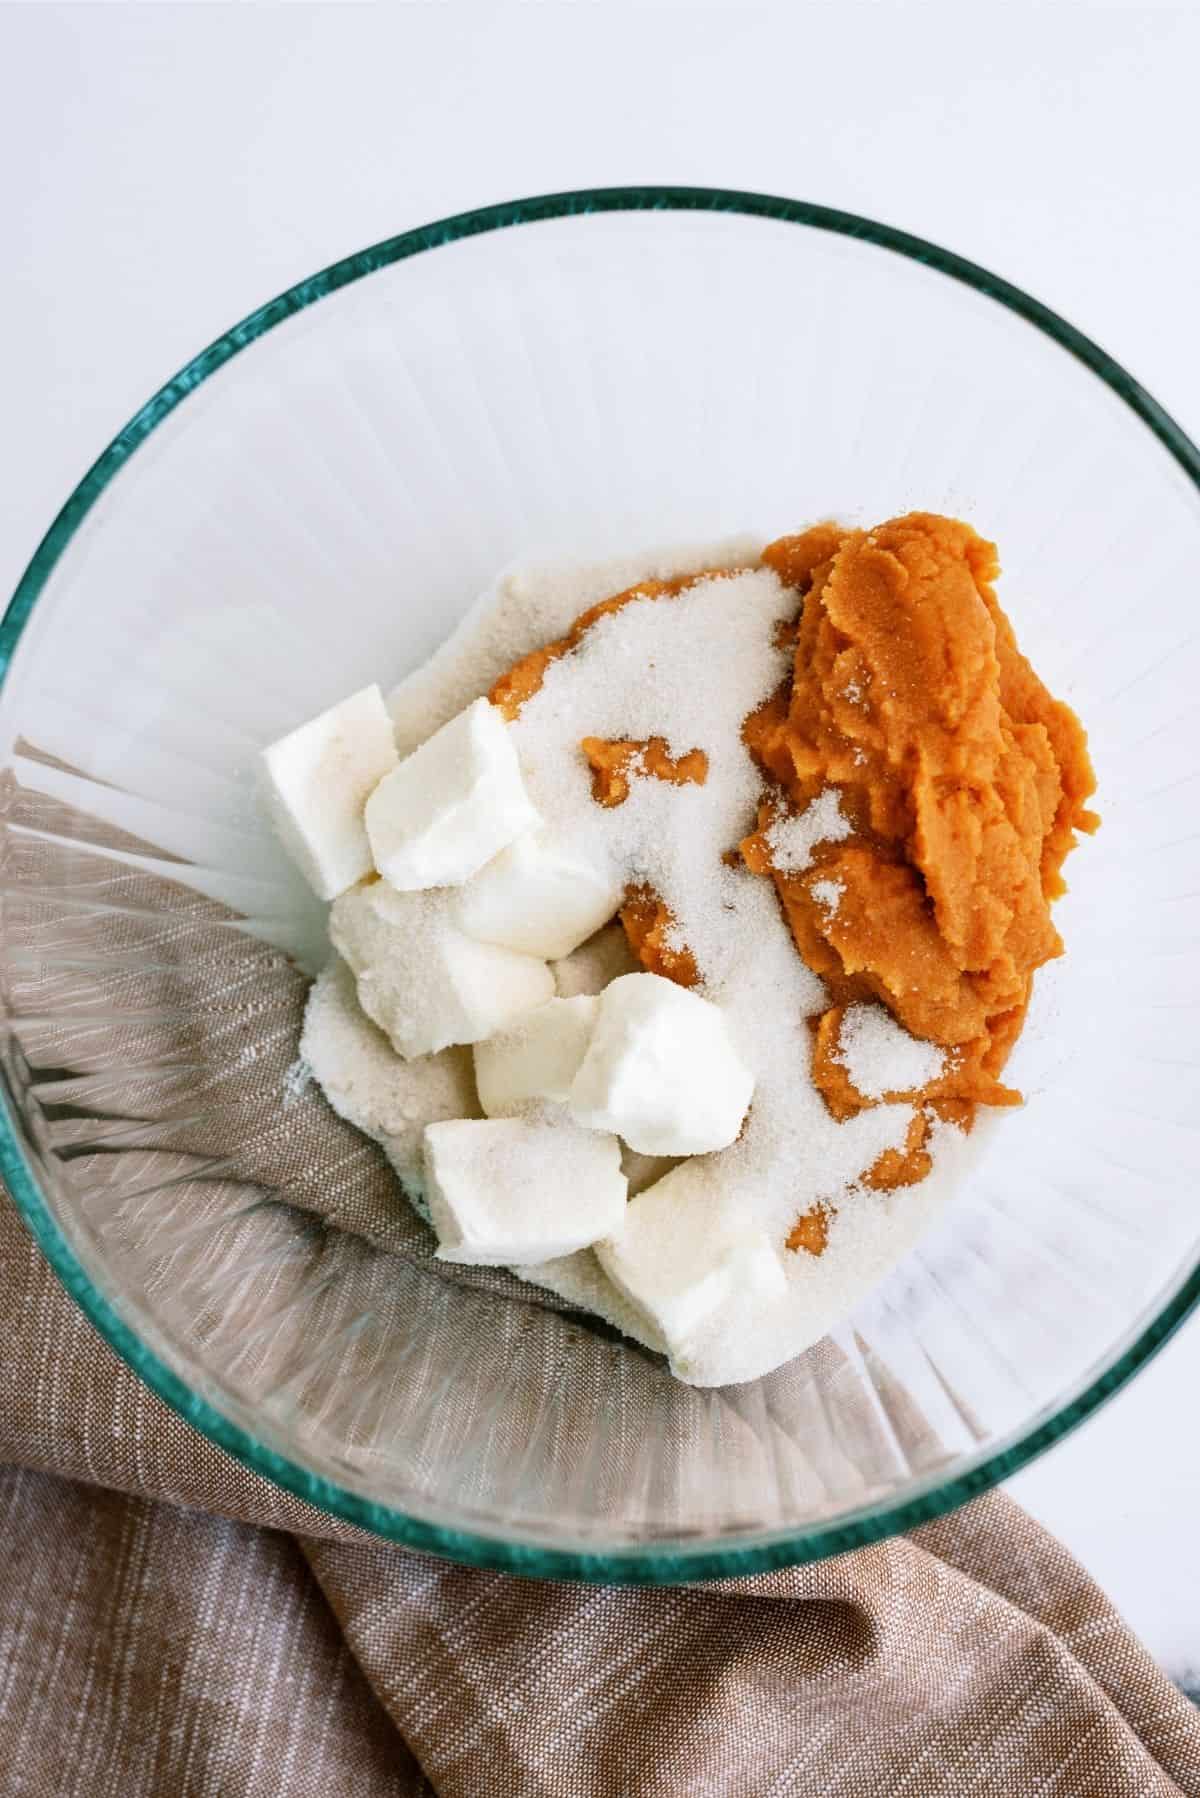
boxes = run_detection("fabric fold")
[2,1186,1198,1797]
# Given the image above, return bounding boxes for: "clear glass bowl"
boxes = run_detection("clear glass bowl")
[2,188,1197,1581]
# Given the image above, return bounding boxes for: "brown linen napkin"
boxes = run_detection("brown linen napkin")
[2,1189,1199,1798]
[1,765,1198,1795]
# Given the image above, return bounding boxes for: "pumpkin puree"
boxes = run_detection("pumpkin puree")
[581,737,709,809]
[741,513,1098,1163]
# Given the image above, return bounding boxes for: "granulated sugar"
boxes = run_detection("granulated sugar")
[835,1001,947,1101]
[301,957,479,1198]
[302,542,976,1385]
[809,877,844,918]
[551,921,638,998]
[385,536,761,756]
[764,789,852,873]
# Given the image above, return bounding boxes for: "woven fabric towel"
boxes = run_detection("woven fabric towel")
[1,1191,1198,1798]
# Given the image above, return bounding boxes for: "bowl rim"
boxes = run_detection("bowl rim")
[2,183,1199,1583]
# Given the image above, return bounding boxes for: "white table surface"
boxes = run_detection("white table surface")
[3,0,1197,1687]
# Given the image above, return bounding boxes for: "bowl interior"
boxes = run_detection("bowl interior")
[2,196,1198,1577]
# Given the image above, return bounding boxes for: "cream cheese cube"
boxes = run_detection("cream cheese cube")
[569,973,754,1156]
[596,1162,787,1374]
[473,996,599,1118]
[365,697,539,890]
[330,879,554,1059]
[260,685,399,900]
[457,831,622,960]
[423,1116,627,1265]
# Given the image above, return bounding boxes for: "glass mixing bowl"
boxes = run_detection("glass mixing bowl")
[2,188,1197,1581]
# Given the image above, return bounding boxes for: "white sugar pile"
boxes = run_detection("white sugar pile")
[809,876,844,917]
[302,542,977,1385]
[836,1001,946,1101]
[764,789,852,873]
[385,536,762,755]
[301,955,479,1203]
[496,561,974,1383]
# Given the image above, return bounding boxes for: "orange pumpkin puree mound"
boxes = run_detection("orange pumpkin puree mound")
[743,512,1098,1138]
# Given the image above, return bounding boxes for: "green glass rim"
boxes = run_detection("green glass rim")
[2,184,1198,1584]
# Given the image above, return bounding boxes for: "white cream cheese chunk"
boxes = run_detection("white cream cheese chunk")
[473,996,599,1118]
[423,1116,627,1265]
[569,973,754,1156]
[596,1161,787,1376]
[365,697,539,890]
[457,830,622,959]
[260,684,399,899]
[330,879,554,1059]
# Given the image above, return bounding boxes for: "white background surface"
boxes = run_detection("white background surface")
[2,0,1198,1683]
